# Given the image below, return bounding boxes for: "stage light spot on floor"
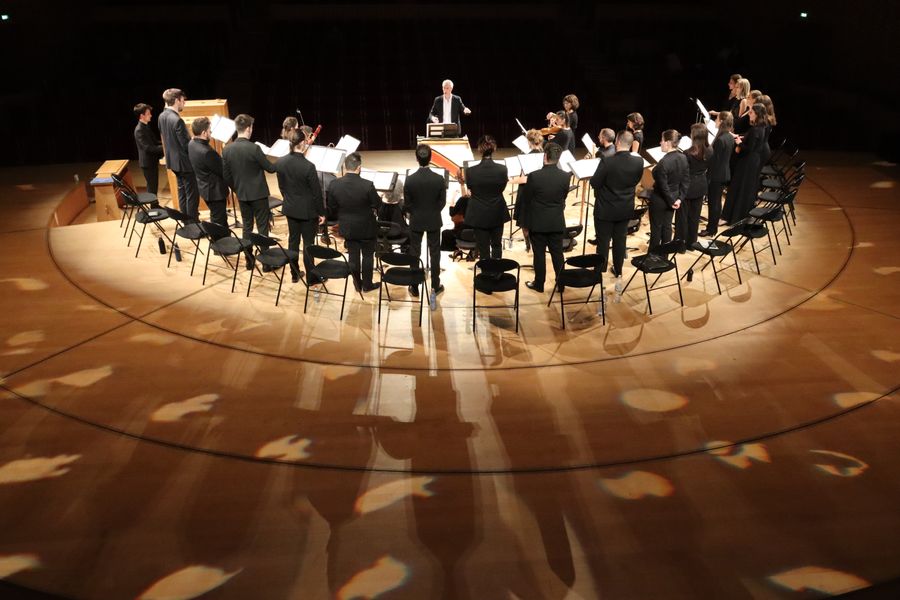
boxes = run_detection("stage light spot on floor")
[768,566,869,594]
[256,435,312,461]
[705,441,771,469]
[870,180,895,189]
[833,391,881,408]
[323,365,363,380]
[355,477,434,515]
[871,349,900,362]
[194,319,228,336]
[129,332,177,345]
[138,565,241,600]
[2,348,33,356]
[151,394,219,422]
[598,471,673,499]
[873,266,900,276]
[337,555,409,600]
[853,241,874,248]
[55,365,113,388]
[0,277,49,291]
[0,455,80,484]
[810,450,869,477]
[621,389,687,412]
[6,330,44,346]
[674,357,717,375]
[0,553,40,578]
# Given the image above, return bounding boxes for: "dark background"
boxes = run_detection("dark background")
[0,0,897,167]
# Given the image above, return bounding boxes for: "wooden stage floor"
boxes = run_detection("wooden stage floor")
[0,151,898,599]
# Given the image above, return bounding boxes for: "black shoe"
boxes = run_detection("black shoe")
[361,282,381,292]
[525,281,544,293]
[291,271,302,284]
[588,238,598,245]
[433,284,445,295]
[698,229,714,237]
[245,257,255,271]
[408,285,419,297]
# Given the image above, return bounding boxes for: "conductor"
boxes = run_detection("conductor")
[429,79,472,134]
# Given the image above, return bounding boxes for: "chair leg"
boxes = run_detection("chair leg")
[274,265,285,306]
[190,241,201,276]
[767,229,778,264]
[599,275,606,326]
[339,278,348,321]
[202,241,212,285]
[246,259,255,297]
[674,262,684,307]
[231,255,240,293]
[135,224,147,258]
[514,287,520,333]
[304,278,311,314]
[750,238,761,274]
[472,282,477,334]
[377,282,383,324]
[642,271,653,315]
[560,288,566,330]
[167,233,178,268]
[710,256,722,295]
[418,282,424,327]
[547,283,557,307]
[621,268,639,294]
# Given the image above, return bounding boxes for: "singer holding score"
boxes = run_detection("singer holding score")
[429,79,472,135]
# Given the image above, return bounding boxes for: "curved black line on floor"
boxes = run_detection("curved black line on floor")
[3,382,896,476]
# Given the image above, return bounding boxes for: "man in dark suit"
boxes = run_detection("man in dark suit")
[429,79,472,135]
[133,103,164,195]
[187,117,228,227]
[222,113,277,269]
[158,88,199,219]
[590,131,644,291]
[275,131,325,284]
[327,152,381,292]
[597,128,617,160]
[403,144,447,296]
[517,143,570,293]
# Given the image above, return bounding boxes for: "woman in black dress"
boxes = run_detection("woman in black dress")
[701,111,735,237]
[676,123,712,249]
[710,73,742,120]
[649,129,689,255]
[545,94,580,136]
[626,112,645,153]
[724,104,769,223]
[464,136,511,259]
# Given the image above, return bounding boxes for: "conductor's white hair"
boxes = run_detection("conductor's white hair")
[442,79,454,88]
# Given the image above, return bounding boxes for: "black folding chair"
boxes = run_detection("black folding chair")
[547,254,605,328]
[377,220,409,255]
[162,207,205,276]
[621,240,685,315]
[122,188,171,258]
[720,220,775,274]
[112,173,156,236]
[473,258,520,333]
[304,244,359,320]
[377,252,428,326]
[452,228,478,262]
[246,233,299,306]
[198,221,252,292]
[682,230,742,295]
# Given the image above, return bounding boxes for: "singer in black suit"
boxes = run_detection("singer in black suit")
[159,89,199,218]
[517,143,570,293]
[188,117,229,227]
[429,79,471,134]
[700,111,734,237]
[463,136,510,260]
[649,130,690,255]
[276,131,325,283]
[403,144,447,296]
[222,114,277,267]
[327,152,381,292]
[590,131,645,279]
[133,103,164,195]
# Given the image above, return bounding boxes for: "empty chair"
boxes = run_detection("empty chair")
[561,224,583,253]
[246,233,298,306]
[473,258,520,333]
[122,187,170,258]
[720,219,775,274]
[547,253,605,328]
[198,221,252,292]
[376,220,409,254]
[162,207,205,275]
[377,252,428,326]
[112,173,156,236]
[452,228,478,262]
[621,240,685,315]
[749,204,789,255]
[682,230,742,295]
[304,244,359,320]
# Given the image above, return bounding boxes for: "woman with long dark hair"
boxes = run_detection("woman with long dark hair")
[724,104,769,223]
[700,111,735,237]
[676,123,712,249]
[626,112,645,153]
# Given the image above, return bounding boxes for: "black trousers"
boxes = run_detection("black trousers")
[287,216,317,276]
[142,165,159,196]
[409,229,441,288]
[675,196,703,248]
[530,231,564,287]
[706,182,726,235]
[173,170,199,220]
[207,199,228,228]
[474,226,503,260]
[240,198,271,258]
[649,198,674,255]
[594,218,629,277]
[346,238,376,287]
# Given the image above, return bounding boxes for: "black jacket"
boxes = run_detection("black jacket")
[685,150,711,200]
[598,144,616,160]
[403,167,446,232]
[134,122,163,168]
[590,150,645,222]
[547,128,575,154]
[516,164,569,233]
[222,137,276,202]
[158,107,192,173]
[708,133,734,184]
[651,151,690,209]
[463,158,510,229]
[429,94,467,127]
[275,152,324,220]
[188,137,228,202]
[327,172,380,240]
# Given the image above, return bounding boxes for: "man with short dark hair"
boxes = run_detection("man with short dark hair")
[222,113,277,270]
[188,117,228,226]
[518,143,570,293]
[158,88,200,218]
[403,144,446,296]
[597,128,616,160]
[133,103,164,195]
[327,152,381,292]
[590,130,645,293]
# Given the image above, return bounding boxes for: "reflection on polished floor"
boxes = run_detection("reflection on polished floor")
[0,152,898,599]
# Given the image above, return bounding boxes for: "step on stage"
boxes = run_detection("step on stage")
[0,151,898,599]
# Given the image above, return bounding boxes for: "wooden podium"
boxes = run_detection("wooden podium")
[163,99,229,212]
[92,160,131,222]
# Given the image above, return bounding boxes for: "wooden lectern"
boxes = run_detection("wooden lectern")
[92,159,132,222]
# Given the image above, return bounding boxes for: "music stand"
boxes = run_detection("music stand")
[569,158,601,254]
[426,123,459,138]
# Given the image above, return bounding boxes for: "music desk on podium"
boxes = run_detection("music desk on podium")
[91,159,131,222]
[417,135,473,179]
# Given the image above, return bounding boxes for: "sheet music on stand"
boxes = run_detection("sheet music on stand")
[706,120,718,145]
[645,146,665,164]
[638,153,652,169]
[581,133,597,157]
[210,115,236,143]
[360,168,398,192]
[504,157,523,178]
[695,98,711,122]
[569,158,601,181]
[335,134,361,154]
[426,123,459,138]
[557,149,577,173]
[255,138,291,158]
[517,153,544,175]
[678,136,692,151]
[306,145,347,173]
[512,135,530,154]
